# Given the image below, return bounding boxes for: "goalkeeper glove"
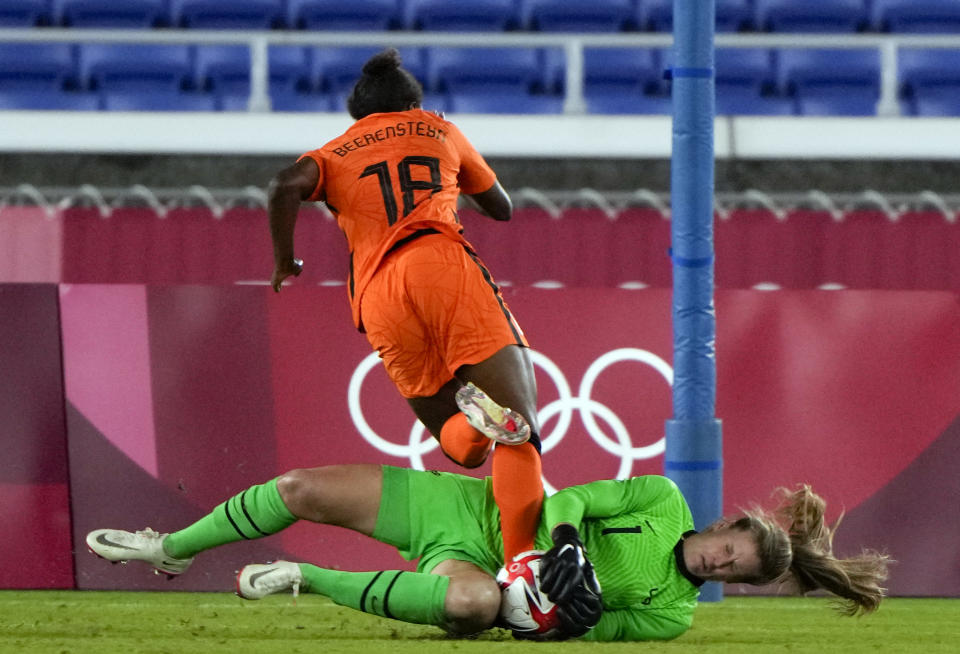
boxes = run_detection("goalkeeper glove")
[555,559,603,638]
[510,560,603,642]
[540,523,588,604]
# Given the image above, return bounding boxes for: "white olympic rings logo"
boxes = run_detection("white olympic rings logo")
[347,348,672,493]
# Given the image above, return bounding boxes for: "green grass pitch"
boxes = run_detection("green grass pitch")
[1,591,957,654]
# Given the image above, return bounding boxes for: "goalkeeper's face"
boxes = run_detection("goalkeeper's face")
[683,527,762,583]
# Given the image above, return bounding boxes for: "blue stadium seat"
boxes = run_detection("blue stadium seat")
[0,89,100,110]
[310,47,426,94]
[910,86,960,116]
[574,48,661,98]
[170,0,282,29]
[643,0,754,32]
[194,44,249,91]
[310,46,379,93]
[0,42,76,90]
[218,88,332,112]
[419,91,451,115]
[523,0,635,32]
[776,49,879,98]
[286,0,400,30]
[872,0,960,33]
[586,93,672,115]
[898,49,960,98]
[716,48,776,92]
[0,0,53,26]
[261,46,311,94]
[448,90,563,114]
[219,92,251,111]
[426,47,544,94]
[755,0,868,33]
[266,90,335,112]
[52,0,167,27]
[195,45,309,96]
[101,90,218,111]
[406,0,519,31]
[794,87,878,116]
[218,93,249,112]
[541,48,566,94]
[328,89,450,114]
[716,85,796,115]
[78,43,193,92]
[776,49,881,116]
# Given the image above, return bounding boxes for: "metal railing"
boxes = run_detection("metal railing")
[3,184,959,222]
[2,27,960,115]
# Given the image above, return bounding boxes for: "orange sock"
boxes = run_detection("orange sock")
[492,442,543,564]
[439,413,493,468]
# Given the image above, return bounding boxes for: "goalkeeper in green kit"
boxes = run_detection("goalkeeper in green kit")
[87,464,889,641]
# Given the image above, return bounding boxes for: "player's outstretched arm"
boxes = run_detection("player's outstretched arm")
[268,157,318,291]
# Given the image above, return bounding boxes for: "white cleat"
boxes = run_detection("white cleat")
[456,382,531,445]
[236,561,303,600]
[86,528,194,577]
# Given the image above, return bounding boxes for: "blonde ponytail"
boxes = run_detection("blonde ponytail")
[775,485,890,616]
[728,485,891,616]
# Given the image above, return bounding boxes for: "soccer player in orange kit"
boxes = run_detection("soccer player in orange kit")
[267,48,547,569]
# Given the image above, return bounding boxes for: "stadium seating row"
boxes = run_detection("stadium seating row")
[0,86,933,115]
[2,0,960,34]
[2,42,959,114]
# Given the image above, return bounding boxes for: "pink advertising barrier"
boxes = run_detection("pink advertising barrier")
[0,285,74,589]
[48,284,959,597]
[2,207,959,289]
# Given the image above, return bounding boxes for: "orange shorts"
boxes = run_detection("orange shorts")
[360,234,528,398]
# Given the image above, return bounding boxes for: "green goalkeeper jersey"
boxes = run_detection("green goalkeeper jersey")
[481,475,702,641]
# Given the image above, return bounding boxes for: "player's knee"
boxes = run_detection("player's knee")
[443,576,500,635]
[275,468,321,519]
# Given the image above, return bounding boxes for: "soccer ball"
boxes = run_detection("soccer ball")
[496,550,561,638]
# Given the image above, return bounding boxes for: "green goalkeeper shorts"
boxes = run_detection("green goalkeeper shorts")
[373,465,503,576]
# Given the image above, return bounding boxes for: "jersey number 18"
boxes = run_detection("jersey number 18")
[360,156,442,225]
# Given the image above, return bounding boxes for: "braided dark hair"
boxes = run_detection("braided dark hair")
[346,48,423,119]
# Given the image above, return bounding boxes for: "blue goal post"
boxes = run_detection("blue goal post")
[664,0,724,602]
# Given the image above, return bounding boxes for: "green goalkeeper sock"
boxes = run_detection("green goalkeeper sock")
[298,565,449,627]
[163,478,297,559]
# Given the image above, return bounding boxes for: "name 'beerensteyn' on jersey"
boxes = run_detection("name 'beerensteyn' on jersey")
[331,120,448,157]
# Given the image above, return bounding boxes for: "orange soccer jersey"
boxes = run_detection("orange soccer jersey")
[298,109,497,329]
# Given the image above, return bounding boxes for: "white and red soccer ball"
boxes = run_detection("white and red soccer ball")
[496,550,561,638]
